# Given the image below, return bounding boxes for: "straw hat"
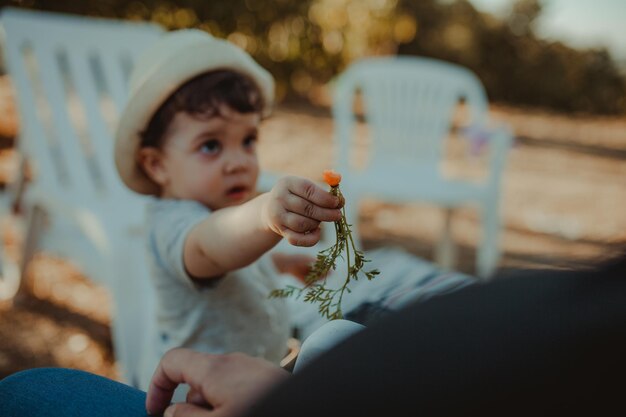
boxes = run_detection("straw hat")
[114,29,274,195]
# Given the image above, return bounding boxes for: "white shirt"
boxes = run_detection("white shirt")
[139,198,290,388]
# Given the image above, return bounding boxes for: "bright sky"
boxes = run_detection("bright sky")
[467,0,626,62]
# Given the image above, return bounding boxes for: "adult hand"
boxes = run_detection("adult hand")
[146,348,290,417]
[263,176,342,247]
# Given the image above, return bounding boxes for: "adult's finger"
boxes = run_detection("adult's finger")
[164,402,211,417]
[146,349,210,415]
[187,388,211,407]
[147,350,290,417]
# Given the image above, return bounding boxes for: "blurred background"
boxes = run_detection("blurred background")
[0,0,624,382]
[1,0,625,111]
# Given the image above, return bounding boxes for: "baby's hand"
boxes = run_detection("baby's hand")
[263,176,342,247]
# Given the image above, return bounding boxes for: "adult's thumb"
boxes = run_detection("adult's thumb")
[164,402,212,417]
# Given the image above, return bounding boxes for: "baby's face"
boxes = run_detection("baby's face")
[156,106,261,210]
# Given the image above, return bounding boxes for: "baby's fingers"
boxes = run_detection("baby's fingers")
[285,177,341,210]
[284,193,341,223]
[280,212,321,234]
[282,226,322,247]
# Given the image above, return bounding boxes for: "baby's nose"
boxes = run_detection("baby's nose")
[223,153,248,173]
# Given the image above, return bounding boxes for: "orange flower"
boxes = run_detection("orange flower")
[323,169,342,187]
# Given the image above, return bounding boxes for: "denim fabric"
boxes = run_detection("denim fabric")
[0,368,150,417]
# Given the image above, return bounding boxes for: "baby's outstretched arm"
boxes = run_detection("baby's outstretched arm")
[184,176,342,279]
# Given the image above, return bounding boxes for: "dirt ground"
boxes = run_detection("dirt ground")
[0,76,625,381]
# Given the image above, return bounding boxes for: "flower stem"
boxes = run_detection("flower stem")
[269,183,380,320]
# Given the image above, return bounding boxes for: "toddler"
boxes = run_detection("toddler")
[114,29,341,387]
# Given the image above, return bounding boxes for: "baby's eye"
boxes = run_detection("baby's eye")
[199,139,221,155]
[243,135,257,149]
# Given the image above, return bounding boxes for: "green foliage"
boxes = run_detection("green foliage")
[5,0,624,114]
[397,0,626,114]
[269,185,380,320]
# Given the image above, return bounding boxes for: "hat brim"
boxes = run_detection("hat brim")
[114,39,274,195]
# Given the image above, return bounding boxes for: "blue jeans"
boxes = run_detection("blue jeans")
[0,368,150,417]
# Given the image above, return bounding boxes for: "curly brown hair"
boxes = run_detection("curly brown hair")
[140,69,265,149]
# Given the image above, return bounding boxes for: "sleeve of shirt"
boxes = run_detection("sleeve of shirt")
[146,199,210,289]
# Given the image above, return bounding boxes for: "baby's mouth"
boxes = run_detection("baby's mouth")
[226,185,249,198]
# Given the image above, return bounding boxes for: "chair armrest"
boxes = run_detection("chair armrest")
[485,123,514,189]
[460,122,513,190]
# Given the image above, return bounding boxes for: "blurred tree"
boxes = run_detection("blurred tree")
[398,0,625,114]
[507,0,543,36]
[1,0,624,114]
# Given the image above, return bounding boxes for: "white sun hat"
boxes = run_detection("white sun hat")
[114,29,274,195]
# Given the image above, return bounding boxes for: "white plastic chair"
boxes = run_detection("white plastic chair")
[332,57,512,279]
[0,7,164,385]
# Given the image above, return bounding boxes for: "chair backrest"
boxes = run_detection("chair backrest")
[0,8,165,385]
[0,7,163,215]
[333,56,489,173]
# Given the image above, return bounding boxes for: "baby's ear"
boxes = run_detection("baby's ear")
[137,147,169,187]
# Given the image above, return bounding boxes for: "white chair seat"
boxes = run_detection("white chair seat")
[345,165,488,208]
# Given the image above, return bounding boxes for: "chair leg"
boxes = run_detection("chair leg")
[476,201,500,280]
[0,157,29,300]
[17,204,46,294]
[108,238,157,388]
[435,207,456,271]
[0,237,20,301]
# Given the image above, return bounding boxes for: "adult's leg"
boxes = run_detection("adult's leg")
[247,259,626,416]
[0,368,148,417]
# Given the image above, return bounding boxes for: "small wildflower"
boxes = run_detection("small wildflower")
[322,169,342,187]
[270,170,380,320]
